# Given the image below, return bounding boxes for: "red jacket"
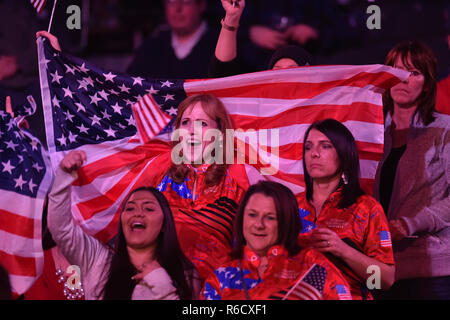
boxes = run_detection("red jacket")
[133,142,249,281]
[201,245,352,300]
[297,190,394,299]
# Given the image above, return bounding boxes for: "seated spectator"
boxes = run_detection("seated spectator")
[373,40,450,300]
[297,119,395,300]
[202,180,352,300]
[127,0,218,79]
[47,152,199,299]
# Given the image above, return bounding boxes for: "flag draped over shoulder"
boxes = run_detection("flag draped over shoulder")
[37,37,409,244]
[0,108,53,296]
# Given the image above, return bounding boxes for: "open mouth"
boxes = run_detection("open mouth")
[130,221,146,231]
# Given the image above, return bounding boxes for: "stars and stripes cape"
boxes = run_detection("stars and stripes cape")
[37,37,408,248]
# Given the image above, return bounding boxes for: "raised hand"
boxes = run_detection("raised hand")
[60,151,87,174]
[36,31,61,51]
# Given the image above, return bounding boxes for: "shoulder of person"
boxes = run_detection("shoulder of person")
[353,194,381,208]
[431,112,450,130]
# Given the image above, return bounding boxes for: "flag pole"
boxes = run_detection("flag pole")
[47,0,58,33]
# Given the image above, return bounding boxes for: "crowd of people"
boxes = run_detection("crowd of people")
[0,0,449,300]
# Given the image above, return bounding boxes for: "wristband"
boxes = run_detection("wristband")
[221,18,238,32]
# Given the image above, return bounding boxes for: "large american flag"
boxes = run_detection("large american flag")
[0,105,53,296]
[38,37,409,245]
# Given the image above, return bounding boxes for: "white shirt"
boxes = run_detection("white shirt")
[171,21,207,60]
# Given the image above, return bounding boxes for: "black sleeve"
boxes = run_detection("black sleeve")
[208,54,244,78]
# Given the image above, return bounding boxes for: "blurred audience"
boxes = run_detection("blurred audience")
[0,0,46,147]
[127,0,219,79]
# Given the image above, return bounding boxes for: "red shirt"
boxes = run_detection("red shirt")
[297,190,394,299]
[201,245,352,300]
[137,146,249,281]
[156,163,246,281]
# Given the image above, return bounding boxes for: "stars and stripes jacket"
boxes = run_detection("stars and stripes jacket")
[201,245,352,300]
[297,189,395,299]
[137,150,249,281]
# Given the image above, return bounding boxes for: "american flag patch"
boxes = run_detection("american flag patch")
[336,284,352,300]
[380,230,392,248]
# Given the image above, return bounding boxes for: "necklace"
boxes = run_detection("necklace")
[55,267,85,300]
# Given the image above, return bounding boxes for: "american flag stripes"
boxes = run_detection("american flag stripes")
[38,35,409,244]
[0,109,53,296]
[132,94,172,144]
[140,64,410,194]
[30,0,47,13]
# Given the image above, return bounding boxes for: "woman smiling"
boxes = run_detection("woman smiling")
[202,181,351,300]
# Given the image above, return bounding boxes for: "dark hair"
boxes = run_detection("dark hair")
[303,119,365,209]
[102,187,195,300]
[230,181,302,259]
[169,94,233,187]
[383,40,437,125]
[268,45,314,69]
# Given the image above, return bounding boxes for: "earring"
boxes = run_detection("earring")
[341,172,348,185]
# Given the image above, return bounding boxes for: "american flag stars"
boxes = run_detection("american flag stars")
[40,38,186,153]
[0,112,47,198]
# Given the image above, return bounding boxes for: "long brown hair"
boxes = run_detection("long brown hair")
[383,40,437,125]
[169,94,233,186]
